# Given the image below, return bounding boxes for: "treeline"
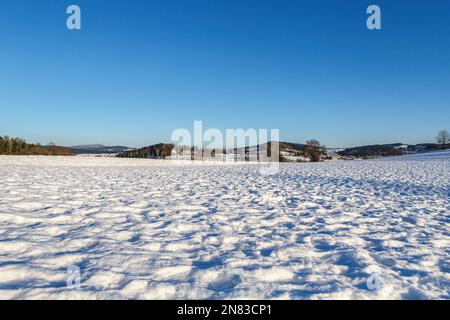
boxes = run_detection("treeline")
[0,136,74,156]
[117,143,175,159]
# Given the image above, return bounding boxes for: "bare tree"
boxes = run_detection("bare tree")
[305,139,326,162]
[436,130,450,145]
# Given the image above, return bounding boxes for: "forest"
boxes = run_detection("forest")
[0,136,74,156]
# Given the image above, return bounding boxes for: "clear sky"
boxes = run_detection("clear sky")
[1,0,449,148]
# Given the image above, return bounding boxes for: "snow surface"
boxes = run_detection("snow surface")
[0,153,449,300]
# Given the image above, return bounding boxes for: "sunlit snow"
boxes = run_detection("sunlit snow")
[0,152,449,299]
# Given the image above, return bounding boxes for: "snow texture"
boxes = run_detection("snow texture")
[0,151,449,299]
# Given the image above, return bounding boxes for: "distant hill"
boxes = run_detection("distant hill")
[117,141,323,162]
[405,143,450,153]
[338,143,450,158]
[338,144,404,158]
[108,140,450,161]
[71,144,107,149]
[69,144,131,154]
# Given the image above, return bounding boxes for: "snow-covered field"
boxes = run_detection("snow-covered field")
[0,152,449,300]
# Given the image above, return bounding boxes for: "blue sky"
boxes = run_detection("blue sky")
[0,0,449,147]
